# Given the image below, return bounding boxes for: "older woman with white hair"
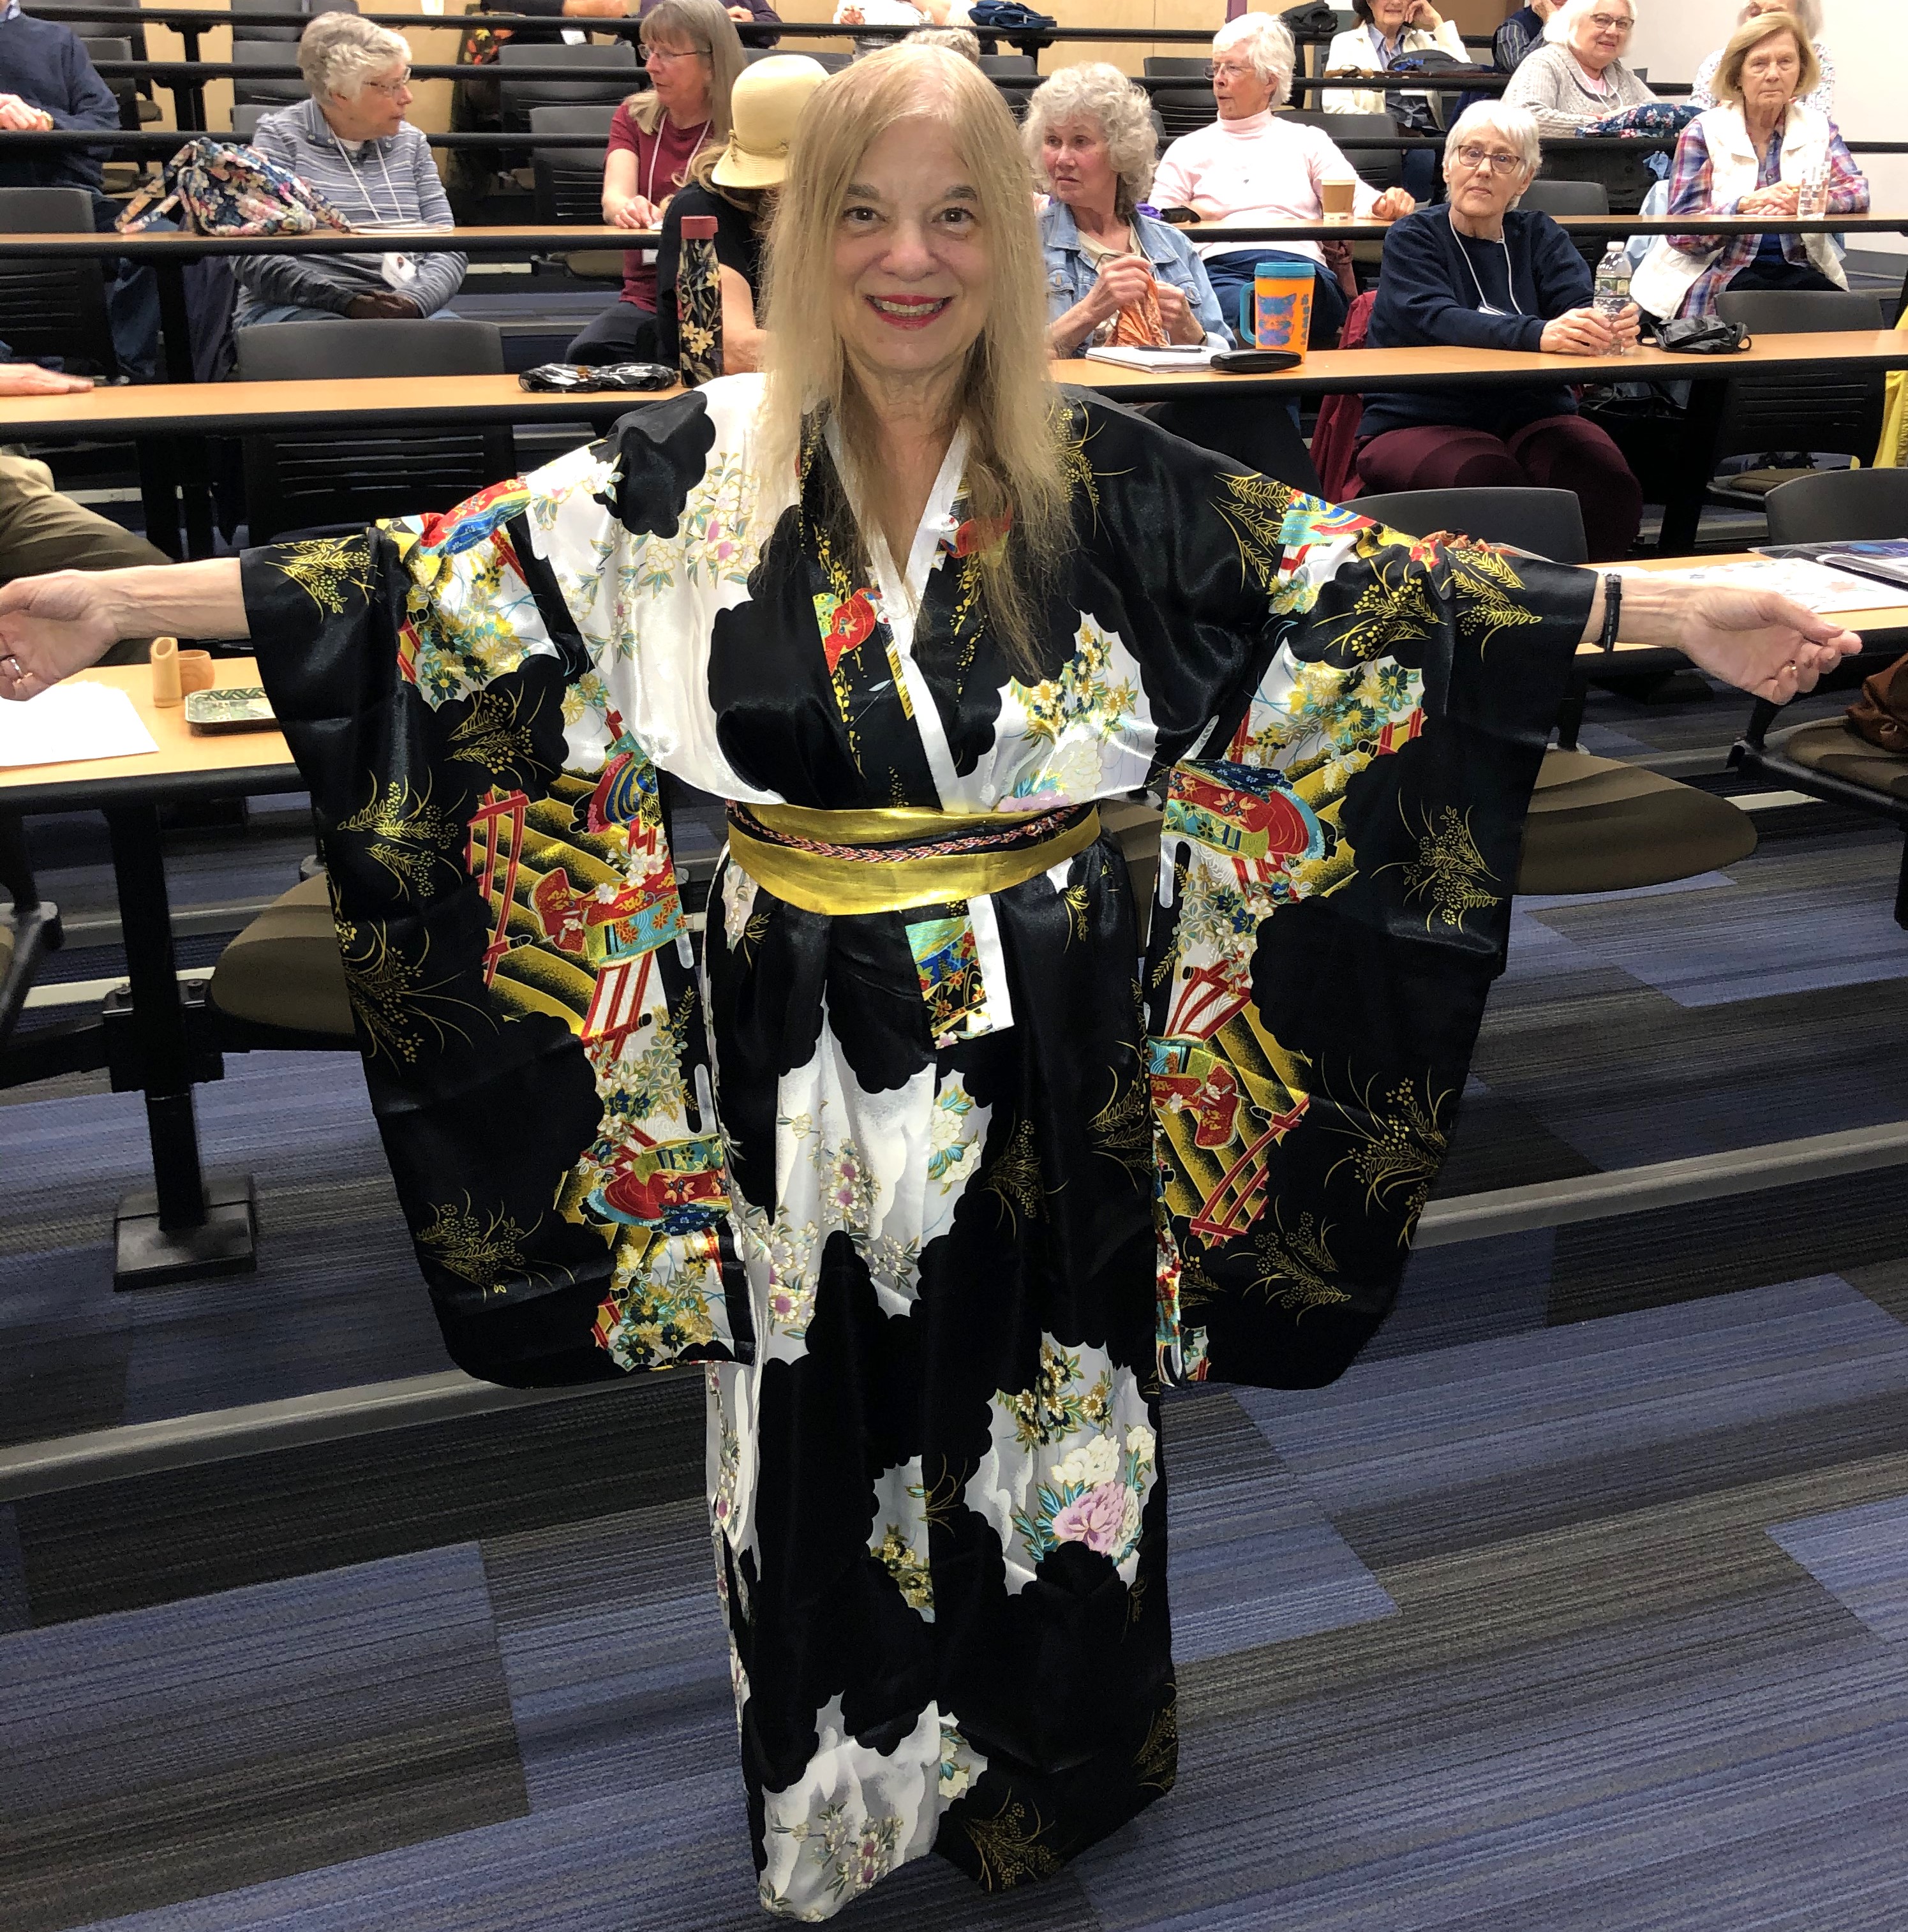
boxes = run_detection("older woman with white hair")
[1152,10,1414,346]
[1322,0,1473,201]
[1025,63,1230,357]
[1692,0,1833,114]
[1355,101,1643,558]
[1503,0,1656,137]
[0,44,1859,1921]
[234,12,465,325]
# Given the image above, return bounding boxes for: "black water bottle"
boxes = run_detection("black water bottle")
[677,213,723,388]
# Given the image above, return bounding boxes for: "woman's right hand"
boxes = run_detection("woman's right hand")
[1540,306,1619,355]
[0,572,126,701]
[1087,256,1158,322]
[607,195,660,230]
[1740,182,1800,217]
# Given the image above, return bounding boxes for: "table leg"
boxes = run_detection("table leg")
[104,803,256,1288]
[156,258,194,385]
[1654,374,1729,555]
[136,436,181,563]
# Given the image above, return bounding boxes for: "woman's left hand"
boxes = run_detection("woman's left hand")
[1154,281,1203,345]
[1406,1,1443,27]
[1371,188,1416,220]
[1621,581,1862,701]
[1740,183,1800,216]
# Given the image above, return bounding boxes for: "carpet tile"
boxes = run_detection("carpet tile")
[1767,1494,1908,1642]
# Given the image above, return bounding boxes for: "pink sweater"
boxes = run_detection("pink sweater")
[1149,110,1380,267]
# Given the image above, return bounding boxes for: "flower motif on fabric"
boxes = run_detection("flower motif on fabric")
[964,1799,1061,1891]
[1385,803,1501,932]
[1249,1207,1352,1316]
[271,532,376,616]
[768,1801,907,1913]
[1329,1070,1454,1243]
[334,777,462,899]
[938,1718,983,1802]
[814,587,879,676]
[927,1075,983,1193]
[967,1337,1157,1593]
[416,1196,549,1294]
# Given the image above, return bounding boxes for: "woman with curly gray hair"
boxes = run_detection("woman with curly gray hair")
[1024,63,1230,356]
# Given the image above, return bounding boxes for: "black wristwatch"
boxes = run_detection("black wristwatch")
[1599,572,1623,652]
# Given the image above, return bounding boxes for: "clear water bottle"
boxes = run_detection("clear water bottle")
[1593,241,1634,351]
[1796,161,1830,219]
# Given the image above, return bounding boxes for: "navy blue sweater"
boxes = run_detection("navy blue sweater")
[1360,206,1594,443]
[0,14,119,195]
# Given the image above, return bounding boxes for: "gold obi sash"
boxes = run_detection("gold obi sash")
[724,801,1101,918]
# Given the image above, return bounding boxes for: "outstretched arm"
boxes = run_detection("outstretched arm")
[0,560,248,699]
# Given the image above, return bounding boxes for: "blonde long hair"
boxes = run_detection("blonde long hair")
[626,0,744,143]
[758,43,1070,679]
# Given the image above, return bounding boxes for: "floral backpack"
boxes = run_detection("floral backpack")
[117,136,350,236]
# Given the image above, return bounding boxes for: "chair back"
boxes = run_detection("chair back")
[1142,56,1209,76]
[231,102,271,141]
[1281,108,1401,191]
[978,53,1037,75]
[77,36,140,128]
[232,0,357,43]
[0,186,117,377]
[1534,143,1658,214]
[1145,396,1323,498]
[498,42,639,131]
[1347,487,1590,563]
[1711,290,1888,467]
[1149,83,1218,140]
[1516,179,1608,215]
[232,40,312,104]
[528,103,617,224]
[236,318,514,542]
[1764,468,1908,546]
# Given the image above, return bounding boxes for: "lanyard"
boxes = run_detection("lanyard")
[645,119,710,205]
[1449,213,1524,316]
[333,133,406,230]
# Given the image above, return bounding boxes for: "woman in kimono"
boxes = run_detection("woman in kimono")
[0,44,1860,1922]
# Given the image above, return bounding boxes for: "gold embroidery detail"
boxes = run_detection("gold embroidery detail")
[1087,1067,1151,1182]
[272,533,375,615]
[1389,804,1501,932]
[447,687,539,782]
[870,1526,933,1612]
[1133,1693,1179,1792]
[1061,882,1090,944]
[1251,1208,1352,1316]
[983,1117,1043,1228]
[965,1800,1061,1891]
[1212,470,1297,593]
[334,778,461,896]
[1316,557,1441,660]
[417,1197,544,1292]
[1331,1073,1453,1240]
[332,914,482,1062]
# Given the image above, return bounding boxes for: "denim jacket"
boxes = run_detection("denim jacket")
[1039,202,1235,350]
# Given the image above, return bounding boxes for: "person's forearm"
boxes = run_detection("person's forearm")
[1048,299,1100,358]
[1578,572,1678,649]
[98,560,250,642]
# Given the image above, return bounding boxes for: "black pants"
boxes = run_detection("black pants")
[1724,256,1842,297]
[564,299,660,366]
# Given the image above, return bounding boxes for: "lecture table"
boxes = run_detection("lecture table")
[6,559,1908,1287]
[11,331,1908,561]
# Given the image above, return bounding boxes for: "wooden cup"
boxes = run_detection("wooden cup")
[149,635,182,707]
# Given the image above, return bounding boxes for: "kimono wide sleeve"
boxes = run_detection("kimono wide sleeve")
[1124,439,1595,1392]
[241,415,750,1388]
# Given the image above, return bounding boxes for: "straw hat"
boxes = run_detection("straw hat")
[710,56,831,191]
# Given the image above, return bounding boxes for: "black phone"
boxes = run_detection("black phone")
[1209,349,1306,374]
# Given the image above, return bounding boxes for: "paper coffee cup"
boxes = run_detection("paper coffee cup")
[1322,178,1357,218]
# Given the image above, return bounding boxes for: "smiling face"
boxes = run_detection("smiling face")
[831,115,990,392]
[1569,3,1635,73]
[1039,114,1117,212]
[1739,27,1803,114]
[1368,0,1411,33]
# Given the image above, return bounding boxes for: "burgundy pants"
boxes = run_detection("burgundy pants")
[1353,414,1643,563]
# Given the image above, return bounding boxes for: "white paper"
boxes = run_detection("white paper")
[0,681,160,769]
[1643,558,1906,616]
[1082,345,1218,369]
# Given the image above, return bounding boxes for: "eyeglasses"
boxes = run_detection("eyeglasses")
[643,43,708,65]
[1204,61,1255,81]
[362,70,411,96]
[1452,145,1528,174]
[1584,12,1635,31]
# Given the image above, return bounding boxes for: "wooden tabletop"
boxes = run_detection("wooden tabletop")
[0,656,299,812]
[2,212,1903,260]
[11,332,1908,436]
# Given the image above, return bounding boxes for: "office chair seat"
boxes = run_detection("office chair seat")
[207,874,354,1039]
[1516,748,1757,895]
[1778,716,1908,799]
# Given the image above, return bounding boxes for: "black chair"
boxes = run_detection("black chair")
[498,42,639,135]
[230,0,357,44]
[980,52,1036,117]
[231,102,271,142]
[1536,142,1659,216]
[1764,468,1908,546]
[231,41,313,107]
[1707,290,1888,515]
[1517,177,1609,269]
[529,103,620,279]
[1339,486,1759,895]
[1144,60,1216,140]
[1142,398,1323,498]
[1281,108,1403,193]
[78,36,160,130]
[0,186,117,378]
[235,319,515,542]
[0,812,61,1059]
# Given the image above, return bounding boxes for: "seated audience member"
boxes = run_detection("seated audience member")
[1692,0,1833,114]
[652,55,824,372]
[1323,0,1473,202]
[1494,0,1563,73]
[0,8,161,376]
[903,24,980,61]
[1,351,168,662]
[835,0,967,59]
[1025,64,1230,357]
[479,0,779,41]
[235,16,465,327]
[564,0,743,366]
[1633,10,1867,322]
[1355,103,1643,563]
[1503,0,1655,136]
[1151,12,1413,350]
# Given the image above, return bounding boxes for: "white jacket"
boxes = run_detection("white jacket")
[1320,19,1470,121]
[1630,101,1844,321]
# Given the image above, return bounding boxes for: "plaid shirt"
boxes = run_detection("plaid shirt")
[1665,113,1869,318]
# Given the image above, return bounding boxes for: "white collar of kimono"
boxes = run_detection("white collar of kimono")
[823,415,971,803]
